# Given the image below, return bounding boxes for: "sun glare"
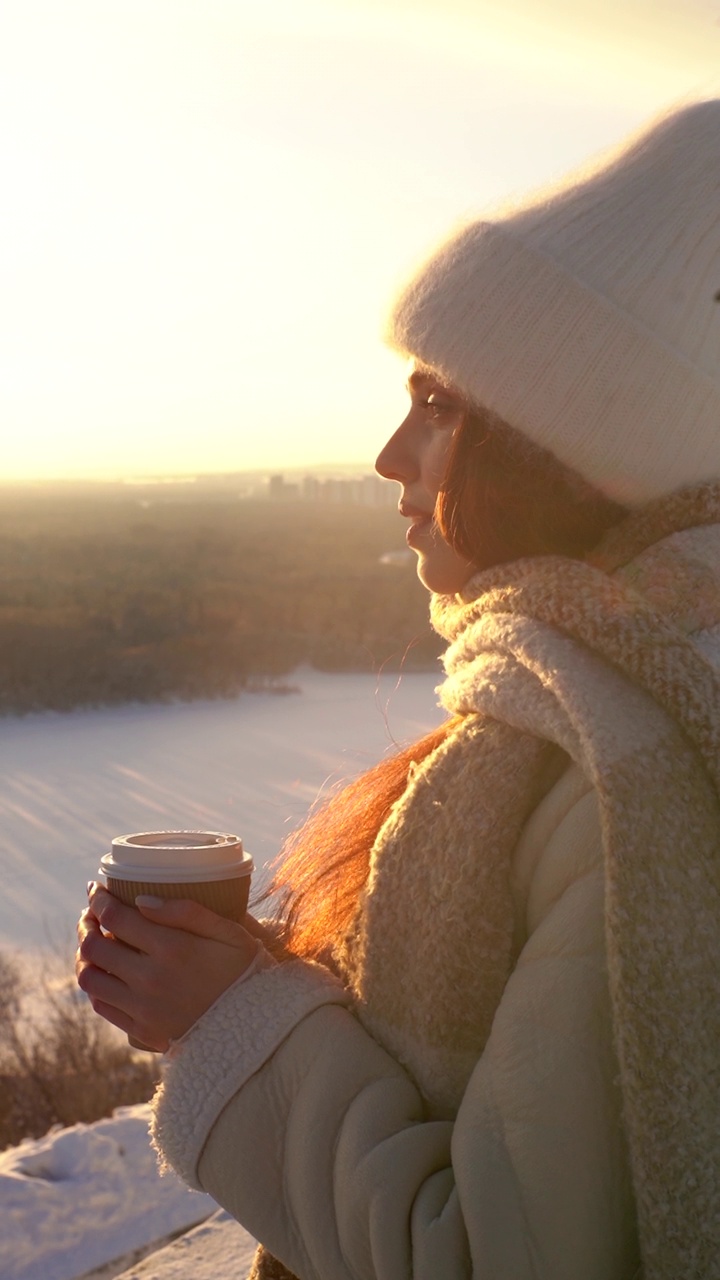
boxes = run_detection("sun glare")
[1,0,718,481]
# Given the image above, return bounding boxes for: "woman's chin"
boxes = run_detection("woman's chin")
[415,551,477,596]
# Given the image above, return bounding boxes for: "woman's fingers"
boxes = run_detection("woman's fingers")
[90,885,257,967]
[92,1000,164,1052]
[87,884,159,953]
[90,999,136,1037]
[77,919,142,988]
[76,908,134,1005]
[76,957,132,1014]
[133,894,255,954]
[133,898,288,960]
[78,886,260,1049]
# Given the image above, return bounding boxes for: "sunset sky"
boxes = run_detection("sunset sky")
[2,0,719,481]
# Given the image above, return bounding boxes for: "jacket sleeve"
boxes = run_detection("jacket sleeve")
[151,784,639,1280]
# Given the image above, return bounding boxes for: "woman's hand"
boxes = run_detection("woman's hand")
[76,884,261,1053]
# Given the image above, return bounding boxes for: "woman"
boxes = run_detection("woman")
[77,100,720,1280]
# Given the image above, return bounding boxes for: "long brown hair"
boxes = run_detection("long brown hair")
[438,407,628,567]
[261,407,628,959]
[263,720,455,960]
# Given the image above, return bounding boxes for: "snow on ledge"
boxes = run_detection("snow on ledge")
[0,1105,217,1280]
[113,1210,257,1279]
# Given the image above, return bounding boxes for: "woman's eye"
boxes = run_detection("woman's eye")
[423,394,459,419]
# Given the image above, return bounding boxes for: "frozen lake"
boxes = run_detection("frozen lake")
[0,669,443,952]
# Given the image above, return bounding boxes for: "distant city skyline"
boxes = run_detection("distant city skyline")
[1,461,400,503]
[268,470,397,506]
[2,0,719,481]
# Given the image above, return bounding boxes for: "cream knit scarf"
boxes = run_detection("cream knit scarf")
[251,485,720,1280]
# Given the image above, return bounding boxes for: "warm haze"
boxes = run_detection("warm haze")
[2,0,719,482]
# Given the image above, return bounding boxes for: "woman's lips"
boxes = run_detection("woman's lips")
[400,505,433,548]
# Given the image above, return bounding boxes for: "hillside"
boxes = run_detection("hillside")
[0,483,440,714]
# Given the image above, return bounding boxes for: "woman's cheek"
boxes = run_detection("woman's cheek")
[425,432,456,499]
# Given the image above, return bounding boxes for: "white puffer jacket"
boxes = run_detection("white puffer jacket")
[152,760,638,1278]
[152,518,720,1280]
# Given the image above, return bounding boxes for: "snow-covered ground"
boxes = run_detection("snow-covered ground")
[0,670,442,1279]
[0,1106,237,1280]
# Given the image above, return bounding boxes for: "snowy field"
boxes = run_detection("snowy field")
[0,670,442,1279]
[0,668,442,954]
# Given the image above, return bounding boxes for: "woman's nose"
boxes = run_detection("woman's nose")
[375,416,416,483]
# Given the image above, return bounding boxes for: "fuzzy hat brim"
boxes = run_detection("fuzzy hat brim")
[388,102,720,507]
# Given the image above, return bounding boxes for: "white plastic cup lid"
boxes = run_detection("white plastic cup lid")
[99,830,253,883]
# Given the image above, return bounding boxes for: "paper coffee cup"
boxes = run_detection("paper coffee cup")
[99,830,253,921]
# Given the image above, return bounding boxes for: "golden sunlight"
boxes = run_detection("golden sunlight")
[1,0,717,480]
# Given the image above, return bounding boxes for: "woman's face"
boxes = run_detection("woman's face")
[375,361,477,594]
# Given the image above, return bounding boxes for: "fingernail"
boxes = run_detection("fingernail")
[87,881,95,896]
[135,894,165,909]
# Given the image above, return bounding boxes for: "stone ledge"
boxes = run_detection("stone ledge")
[114,1209,257,1279]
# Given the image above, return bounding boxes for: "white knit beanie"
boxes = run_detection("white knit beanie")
[389,100,720,506]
